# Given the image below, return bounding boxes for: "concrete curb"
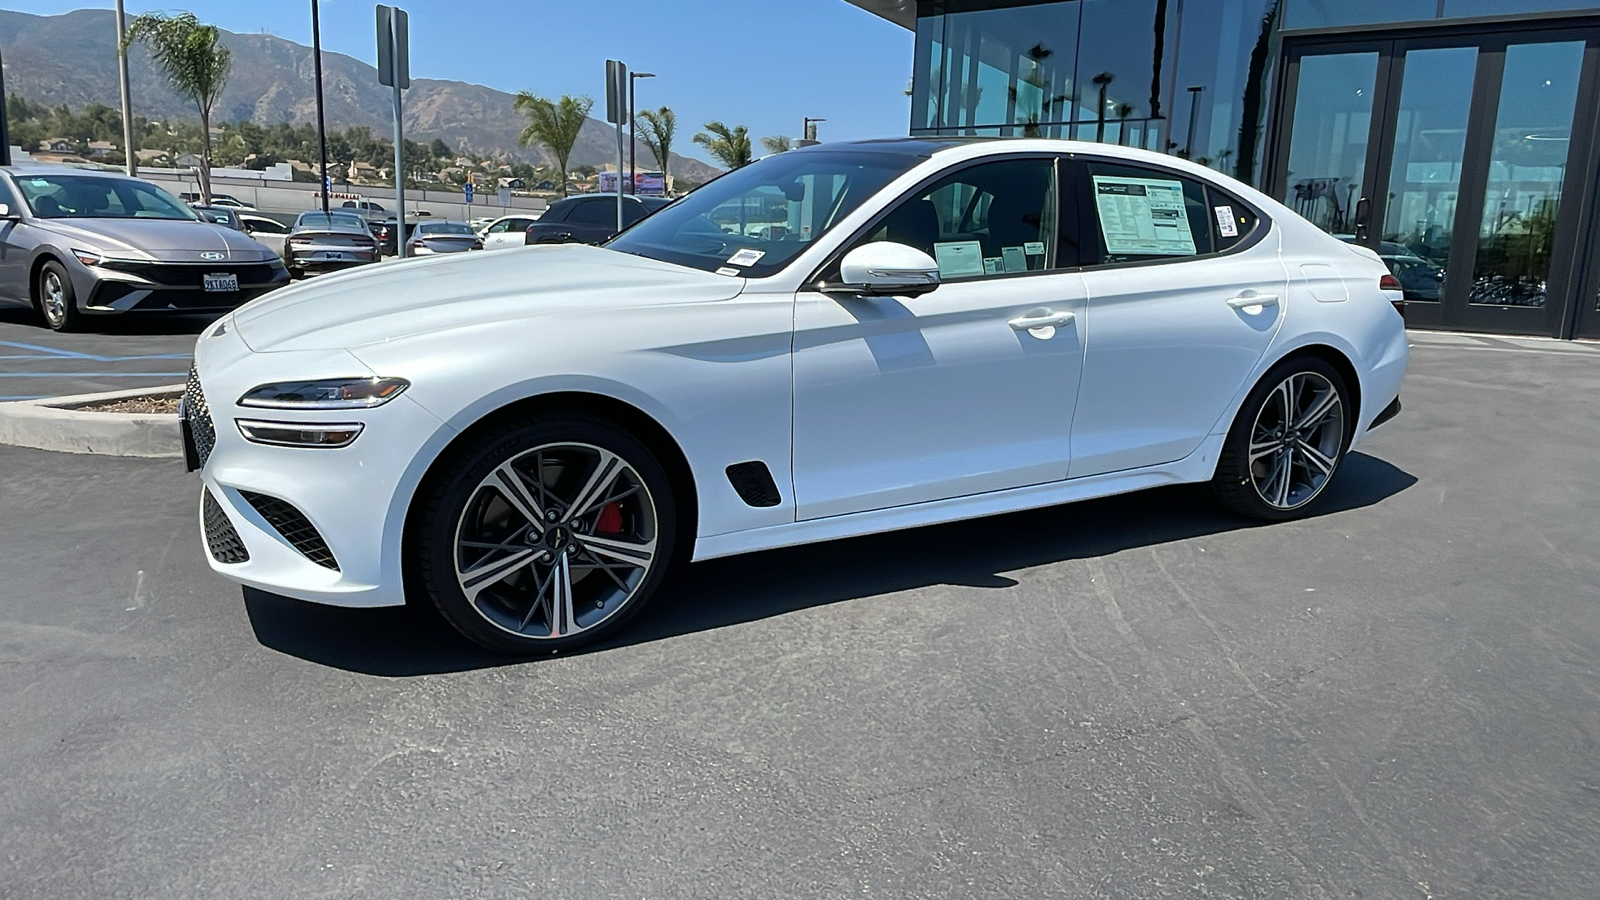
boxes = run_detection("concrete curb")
[0,384,185,458]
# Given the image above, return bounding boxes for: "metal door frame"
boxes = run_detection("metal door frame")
[1267,21,1600,338]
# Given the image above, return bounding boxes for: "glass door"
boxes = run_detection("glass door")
[1272,29,1600,336]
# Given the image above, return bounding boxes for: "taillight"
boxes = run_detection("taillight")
[1379,274,1403,292]
[288,236,311,245]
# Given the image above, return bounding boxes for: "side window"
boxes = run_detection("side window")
[622,199,649,226]
[856,158,1061,280]
[566,199,615,226]
[486,220,511,233]
[1083,161,1213,264]
[1204,186,1259,253]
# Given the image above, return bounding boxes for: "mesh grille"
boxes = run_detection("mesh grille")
[184,366,217,468]
[202,488,249,564]
[240,491,340,570]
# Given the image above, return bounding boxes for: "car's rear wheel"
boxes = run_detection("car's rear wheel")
[417,415,676,654]
[1212,357,1351,521]
[37,261,83,332]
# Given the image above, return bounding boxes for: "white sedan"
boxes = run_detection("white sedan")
[477,213,541,250]
[184,138,1407,653]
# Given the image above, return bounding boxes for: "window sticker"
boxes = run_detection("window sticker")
[1214,205,1239,238]
[1092,176,1197,256]
[715,267,741,276]
[932,240,985,277]
[983,257,1005,275]
[1023,241,1045,256]
[726,248,765,266]
[1001,246,1028,274]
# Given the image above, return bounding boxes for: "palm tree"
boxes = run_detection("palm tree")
[513,93,593,197]
[694,122,753,170]
[123,12,230,204]
[634,106,676,191]
[761,135,792,154]
[1092,71,1115,143]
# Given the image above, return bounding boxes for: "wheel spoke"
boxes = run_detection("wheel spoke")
[577,532,655,567]
[1249,437,1280,463]
[459,547,537,602]
[490,460,547,530]
[548,553,575,637]
[1294,388,1340,433]
[1297,439,1336,477]
[517,562,556,631]
[563,450,624,521]
[573,549,634,593]
[1271,449,1294,507]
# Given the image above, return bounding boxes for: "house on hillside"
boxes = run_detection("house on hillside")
[174,153,203,168]
[86,140,117,158]
[348,160,379,182]
[42,138,76,153]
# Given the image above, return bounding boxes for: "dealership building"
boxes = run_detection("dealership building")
[848,0,1600,338]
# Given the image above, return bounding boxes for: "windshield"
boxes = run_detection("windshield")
[13,174,200,221]
[419,222,474,235]
[607,149,922,277]
[296,212,367,230]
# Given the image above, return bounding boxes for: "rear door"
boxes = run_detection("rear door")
[1068,157,1288,478]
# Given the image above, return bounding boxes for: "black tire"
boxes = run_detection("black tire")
[1212,356,1352,521]
[36,260,84,332]
[415,413,677,654]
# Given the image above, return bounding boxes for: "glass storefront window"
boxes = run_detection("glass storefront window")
[1469,41,1585,308]
[1070,0,1178,149]
[1444,0,1598,17]
[1379,46,1477,302]
[1281,52,1379,235]
[912,1,1081,135]
[1284,0,1439,29]
[1169,0,1282,182]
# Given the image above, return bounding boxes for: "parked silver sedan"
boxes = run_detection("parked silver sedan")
[405,220,483,255]
[284,210,381,277]
[0,165,289,331]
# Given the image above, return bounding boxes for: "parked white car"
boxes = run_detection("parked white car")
[478,213,541,250]
[238,214,290,259]
[184,138,1407,653]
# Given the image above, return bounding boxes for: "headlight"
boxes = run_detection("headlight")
[237,377,409,410]
[73,248,104,266]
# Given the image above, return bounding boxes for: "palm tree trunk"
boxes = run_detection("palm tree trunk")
[197,107,213,205]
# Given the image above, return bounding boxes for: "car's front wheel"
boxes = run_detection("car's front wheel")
[416,414,677,653]
[1212,357,1351,520]
[37,260,83,332]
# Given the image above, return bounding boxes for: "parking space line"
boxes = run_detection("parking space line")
[0,341,192,362]
[0,372,189,378]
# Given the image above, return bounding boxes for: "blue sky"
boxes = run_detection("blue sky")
[1,1,915,165]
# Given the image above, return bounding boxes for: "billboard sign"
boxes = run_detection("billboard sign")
[598,171,667,196]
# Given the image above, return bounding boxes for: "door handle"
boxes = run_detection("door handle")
[1007,310,1076,331]
[1227,293,1280,311]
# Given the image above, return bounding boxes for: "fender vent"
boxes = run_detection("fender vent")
[726,461,782,508]
[202,488,249,564]
[240,490,340,570]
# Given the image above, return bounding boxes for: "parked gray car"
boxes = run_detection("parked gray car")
[0,166,288,331]
[284,210,380,277]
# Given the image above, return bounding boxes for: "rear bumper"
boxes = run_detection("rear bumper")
[1368,396,1402,431]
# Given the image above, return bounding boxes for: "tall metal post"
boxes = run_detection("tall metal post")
[391,70,406,257]
[115,0,137,175]
[0,36,10,167]
[312,0,330,215]
[627,71,653,192]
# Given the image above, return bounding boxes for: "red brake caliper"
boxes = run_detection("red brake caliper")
[595,501,624,535]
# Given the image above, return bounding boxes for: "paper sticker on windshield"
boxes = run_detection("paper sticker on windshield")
[983,257,1004,275]
[1001,246,1028,273]
[1214,205,1239,238]
[726,248,765,267]
[1023,241,1045,255]
[933,241,984,278]
[715,267,741,276]
[1092,176,1197,256]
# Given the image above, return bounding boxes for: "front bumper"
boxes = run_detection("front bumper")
[186,329,455,608]
[83,259,290,314]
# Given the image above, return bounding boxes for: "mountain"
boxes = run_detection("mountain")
[0,8,722,182]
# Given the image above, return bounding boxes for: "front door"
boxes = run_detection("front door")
[1272,27,1600,337]
[791,156,1086,520]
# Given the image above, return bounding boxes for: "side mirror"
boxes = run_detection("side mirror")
[0,202,17,220]
[832,241,940,297]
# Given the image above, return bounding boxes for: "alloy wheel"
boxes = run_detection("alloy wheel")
[42,271,67,327]
[1247,371,1345,510]
[452,442,658,640]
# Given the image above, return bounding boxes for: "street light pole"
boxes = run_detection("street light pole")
[115,0,137,176]
[802,116,826,146]
[628,71,654,192]
[312,0,330,215]
[0,30,10,167]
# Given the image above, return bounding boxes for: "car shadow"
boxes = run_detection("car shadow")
[244,452,1417,677]
[0,306,218,335]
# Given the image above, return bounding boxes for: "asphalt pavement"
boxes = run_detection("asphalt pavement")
[0,305,210,400]
[2,333,1598,898]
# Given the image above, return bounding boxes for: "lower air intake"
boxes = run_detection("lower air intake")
[202,488,249,564]
[240,491,340,571]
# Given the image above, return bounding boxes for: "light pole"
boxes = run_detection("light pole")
[628,71,654,192]
[802,116,826,146]
[115,0,137,175]
[312,0,330,215]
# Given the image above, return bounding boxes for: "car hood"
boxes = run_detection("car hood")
[231,243,745,353]
[33,217,274,261]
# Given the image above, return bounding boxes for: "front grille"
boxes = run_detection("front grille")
[184,366,217,468]
[241,491,339,570]
[101,261,282,287]
[202,488,249,564]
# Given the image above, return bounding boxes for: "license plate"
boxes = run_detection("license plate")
[315,251,349,261]
[203,273,239,292]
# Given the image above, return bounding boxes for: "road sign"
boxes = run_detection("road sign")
[604,60,627,125]
[376,6,410,89]
[498,187,512,207]
[463,182,473,204]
